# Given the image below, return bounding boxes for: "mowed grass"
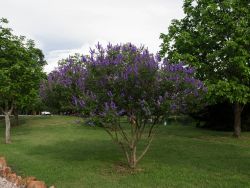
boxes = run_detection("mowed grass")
[0,116,250,188]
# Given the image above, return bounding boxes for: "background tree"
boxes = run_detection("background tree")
[192,102,250,131]
[40,54,86,114]
[0,18,46,143]
[160,0,250,137]
[66,43,205,169]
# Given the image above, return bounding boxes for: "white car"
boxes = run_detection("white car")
[41,111,51,115]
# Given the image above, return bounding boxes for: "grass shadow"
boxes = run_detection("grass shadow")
[26,138,123,163]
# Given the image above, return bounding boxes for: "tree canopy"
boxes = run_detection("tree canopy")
[0,18,46,143]
[160,0,250,137]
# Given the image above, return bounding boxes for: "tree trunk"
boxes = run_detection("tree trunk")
[32,110,36,115]
[5,113,11,144]
[233,103,242,138]
[129,146,137,169]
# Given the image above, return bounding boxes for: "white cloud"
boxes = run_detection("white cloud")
[44,39,108,73]
[0,0,184,73]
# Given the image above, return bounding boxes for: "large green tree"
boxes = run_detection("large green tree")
[0,18,46,143]
[160,0,250,137]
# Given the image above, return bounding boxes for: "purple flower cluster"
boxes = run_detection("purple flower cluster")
[40,56,87,110]
[72,95,85,107]
[162,60,195,74]
[40,42,206,118]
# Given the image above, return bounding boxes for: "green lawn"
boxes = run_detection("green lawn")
[0,116,250,188]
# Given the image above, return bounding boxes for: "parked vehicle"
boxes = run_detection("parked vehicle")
[41,111,51,115]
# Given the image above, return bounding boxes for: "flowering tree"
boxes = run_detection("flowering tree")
[40,55,87,114]
[41,43,205,168]
[79,43,205,168]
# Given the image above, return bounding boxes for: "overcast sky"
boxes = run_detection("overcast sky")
[0,0,184,72]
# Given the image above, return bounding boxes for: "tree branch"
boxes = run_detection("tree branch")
[148,116,159,138]
[138,119,146,140]
[104,125,130,163]
[104,126,116,141]
[136,136,154,163]
[118,141,130,163]
[5,100,8,112]
[117,121,130,145]
[9,102,14,114]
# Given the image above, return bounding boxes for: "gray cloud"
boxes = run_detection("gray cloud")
[0,0,184,72]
